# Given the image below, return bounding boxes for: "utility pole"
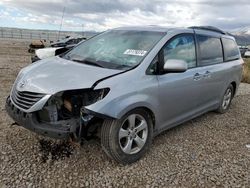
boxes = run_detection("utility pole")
[58,6,65,40]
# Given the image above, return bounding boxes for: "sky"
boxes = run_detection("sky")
[0,0,250,32]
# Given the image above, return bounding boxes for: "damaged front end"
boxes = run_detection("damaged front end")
[6,88,111,141]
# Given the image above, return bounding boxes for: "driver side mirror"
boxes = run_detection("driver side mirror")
[163,59,188,73]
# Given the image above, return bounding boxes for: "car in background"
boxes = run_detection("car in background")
[31,44,76,63]
[245,51,250,58]
[29,36,86,62]
[239,46,249,57]
[50,36,86,47]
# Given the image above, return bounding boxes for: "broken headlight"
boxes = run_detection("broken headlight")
[94,88,110,102]
[38,88,110,122]
[62,88,110,116]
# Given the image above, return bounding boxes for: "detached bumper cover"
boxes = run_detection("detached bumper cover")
[5,96,79,139]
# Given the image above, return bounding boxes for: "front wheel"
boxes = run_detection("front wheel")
[101,109,153,164]
[216,84,234,113]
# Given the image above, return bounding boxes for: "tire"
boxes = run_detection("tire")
[101,108,153,164]
[216,84,234,114]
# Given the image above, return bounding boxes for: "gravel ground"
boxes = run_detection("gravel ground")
[0,39,250,187]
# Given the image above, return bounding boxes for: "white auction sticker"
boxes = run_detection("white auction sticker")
[123,49,147,56]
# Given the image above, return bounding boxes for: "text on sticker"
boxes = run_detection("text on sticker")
[124,49,147,56]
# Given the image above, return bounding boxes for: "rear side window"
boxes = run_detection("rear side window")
[197,35,223,66]
[222,38,240,61]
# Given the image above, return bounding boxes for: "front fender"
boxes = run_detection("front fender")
[85,93,159,120]
[85,68,160,124]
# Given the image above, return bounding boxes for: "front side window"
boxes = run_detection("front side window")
[222,38,240,61]
[63,30,165,70]
[163,35,196,68]
[197,35,223,66]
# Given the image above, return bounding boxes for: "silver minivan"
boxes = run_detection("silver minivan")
[6,26,243,164]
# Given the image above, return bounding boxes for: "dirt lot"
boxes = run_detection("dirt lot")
[242,58,250,84]
[0,39,250,187]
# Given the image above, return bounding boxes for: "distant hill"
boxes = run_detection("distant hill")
[232,35,250,46]
[230,26,250,46]
[231,26,250,35]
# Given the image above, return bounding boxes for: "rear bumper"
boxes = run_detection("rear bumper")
[5,96,79,139]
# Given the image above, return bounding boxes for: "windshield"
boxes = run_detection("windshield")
[63,30,165,70]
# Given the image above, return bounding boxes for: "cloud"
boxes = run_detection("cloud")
[0,0,250,31]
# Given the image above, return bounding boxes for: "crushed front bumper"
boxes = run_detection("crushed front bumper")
[5,96,79,139]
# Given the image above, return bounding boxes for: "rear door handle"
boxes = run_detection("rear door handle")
[203,71,211,79]
[193,73,202,81]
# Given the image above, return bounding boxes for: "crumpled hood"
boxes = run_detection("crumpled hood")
[16,56,122,94]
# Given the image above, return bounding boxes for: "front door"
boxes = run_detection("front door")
[157,33,203,130]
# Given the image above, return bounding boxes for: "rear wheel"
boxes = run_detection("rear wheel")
[101,109,153,164]
[216,84,234,113]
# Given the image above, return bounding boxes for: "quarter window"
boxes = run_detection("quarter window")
[163,35,196,68]
[222,38,240,61]
[197,35,223,66]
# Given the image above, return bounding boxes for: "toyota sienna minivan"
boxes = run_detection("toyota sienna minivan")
[6,26,243,164]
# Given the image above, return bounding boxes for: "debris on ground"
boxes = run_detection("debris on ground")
[38,139,75,163]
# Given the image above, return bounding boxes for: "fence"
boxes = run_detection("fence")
[0,27,87,42]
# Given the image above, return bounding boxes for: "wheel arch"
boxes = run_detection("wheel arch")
[85,92,160,128]
[230,81,237,96]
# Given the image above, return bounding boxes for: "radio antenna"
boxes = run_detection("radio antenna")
[58,6,65,40]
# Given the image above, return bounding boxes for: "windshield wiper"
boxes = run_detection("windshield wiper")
[113,64,132,70]
[94,60,133,70]
[71,58,133,70]
[72,58,104,68]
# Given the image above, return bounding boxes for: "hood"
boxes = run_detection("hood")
[16,56,122,94]
[36,47,62,59]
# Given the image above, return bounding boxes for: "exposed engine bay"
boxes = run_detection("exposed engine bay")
[36,88,110,141]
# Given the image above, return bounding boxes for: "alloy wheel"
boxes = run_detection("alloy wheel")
[222,88,232,110]
[119,114,148,154]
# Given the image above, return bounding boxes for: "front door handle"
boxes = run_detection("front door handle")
[193,73,202,81]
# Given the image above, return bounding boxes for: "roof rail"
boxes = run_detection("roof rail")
[189,26,227,35]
